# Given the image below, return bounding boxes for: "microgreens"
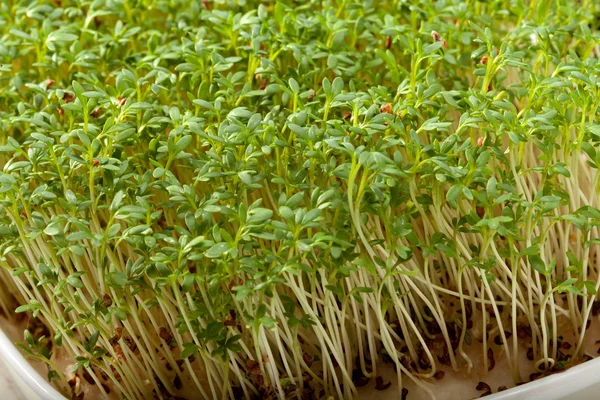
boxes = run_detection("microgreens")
[1,0,600,399]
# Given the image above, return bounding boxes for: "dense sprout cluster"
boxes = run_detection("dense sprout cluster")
[2,0,600,399]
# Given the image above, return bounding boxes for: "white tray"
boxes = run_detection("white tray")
[1,325,599,400]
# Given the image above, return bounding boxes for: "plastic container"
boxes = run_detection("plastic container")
[1,326,598,400]
[0,328,64,400]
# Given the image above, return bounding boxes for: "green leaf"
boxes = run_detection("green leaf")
[109,272,128,286]
[10,29,32,40]
[15,301,40,313]
[206,242,231,258]
[110,191,125,211]
[83,91,106,98]
[486,177,497,198]
[247,208,273,224]
[67,231,90,241]
[47,32,79,42]
[302,208,321,225]
[175,135,192,152]
[288,78,299,94]
[528,255,547,276]
[67,275,84,288]
[520,245,539,256]
[182,275,195,293]
[181,343,198,360]
[44,225,61,236]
